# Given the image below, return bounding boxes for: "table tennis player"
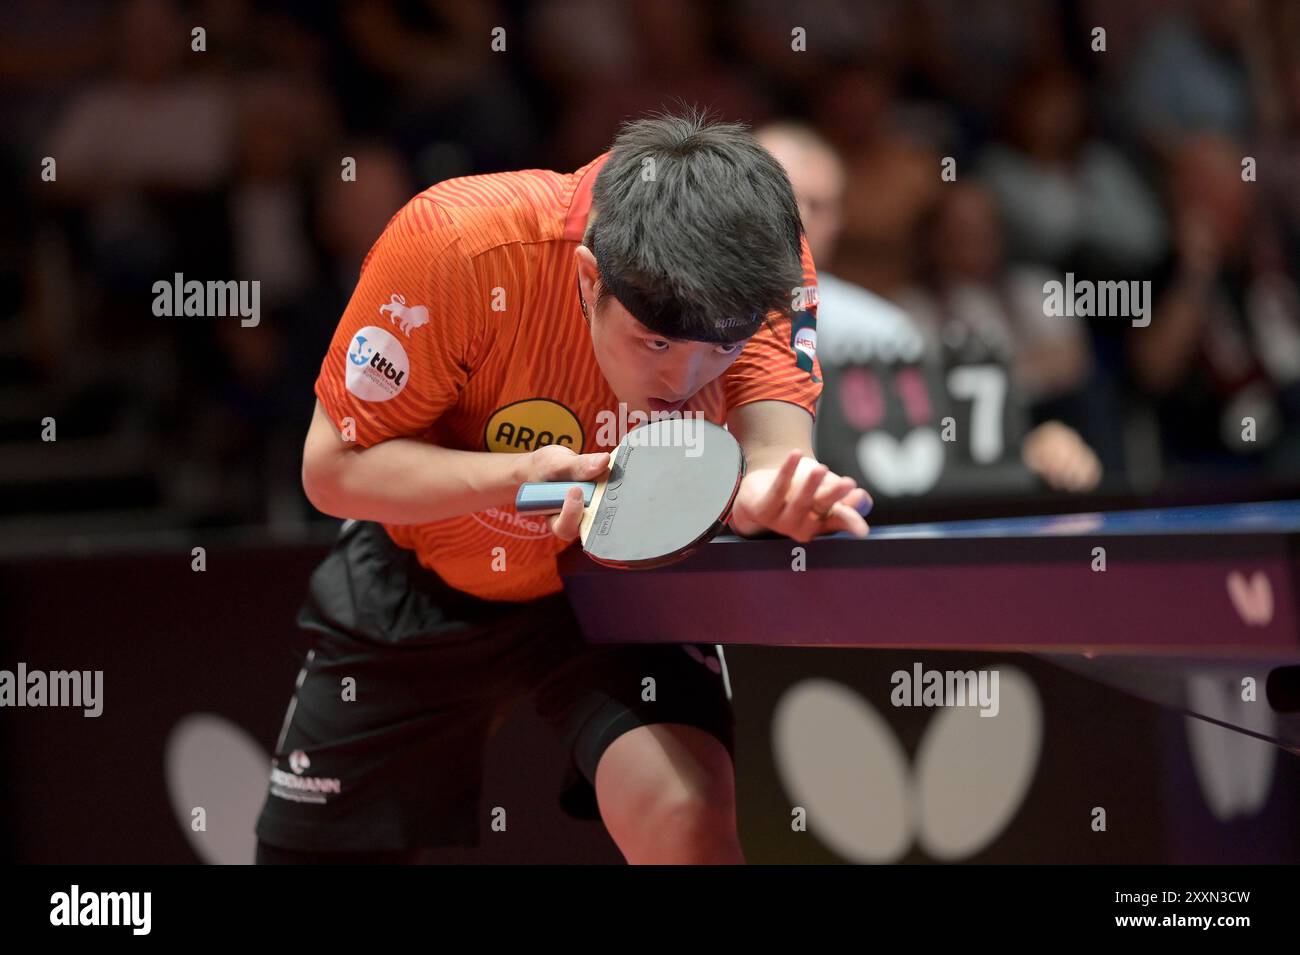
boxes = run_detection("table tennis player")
[253,109,872,865]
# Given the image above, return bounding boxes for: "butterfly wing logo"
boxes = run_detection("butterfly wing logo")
[772,667,1043,862]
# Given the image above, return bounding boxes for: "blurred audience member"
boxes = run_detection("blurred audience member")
[1130,132,1300,472]
[759,123,1102,496]
[980,64,1167,275]
[338,0,538,177]
[534,0,770,169]
[43,0,236,324]
[1255,36,1300,267]
[901,182,1103,492]
[733,0,904,107]
[1122,0,1265,160]
[895,0,1067,144]
[227,73,338,311]
[902,184,1093,409]
[38,0,236,431]
[46,0,235,199]
[755,121,921,366]
[0,0,107,159]
[811,63,942,299]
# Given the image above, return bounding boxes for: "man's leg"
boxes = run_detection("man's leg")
[536,636,742,863]
[592,722,745,864]
[255,521,553,859]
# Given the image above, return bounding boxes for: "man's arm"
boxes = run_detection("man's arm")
[725,400,871,541]
[727,399,816,469]
[302,400,609,525]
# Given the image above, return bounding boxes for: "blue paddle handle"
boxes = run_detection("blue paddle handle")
[515,481,596,514]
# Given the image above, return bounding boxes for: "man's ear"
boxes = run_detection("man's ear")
[574,245,602,325]
[574,244,598,280]
[578,283,592,326]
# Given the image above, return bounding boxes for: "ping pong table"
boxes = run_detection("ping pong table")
[560,499,1300,753]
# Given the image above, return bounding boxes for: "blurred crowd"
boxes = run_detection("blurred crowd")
[1,0,1298,534]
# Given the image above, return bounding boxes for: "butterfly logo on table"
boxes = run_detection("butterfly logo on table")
[1179,569,1280,821]
[772,660,1279,862]
[1183,674,1277,821]
[1226,570,1273,626]
[771,668,1043,862]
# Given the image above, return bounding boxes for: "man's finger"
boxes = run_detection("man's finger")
[548,486,586,542]
[582,451,612,476]
[845,486,874,515]
[755,449,802,520]
[822,503,870,539]
[809,474,857,516]
[786,461,829,518]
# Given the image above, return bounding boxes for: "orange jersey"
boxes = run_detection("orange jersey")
[314,154,822,601]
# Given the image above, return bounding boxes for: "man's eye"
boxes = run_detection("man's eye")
[644,339,670,352]
[715,342,742,356]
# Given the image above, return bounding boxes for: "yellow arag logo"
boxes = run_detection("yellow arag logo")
[484,398,584,453]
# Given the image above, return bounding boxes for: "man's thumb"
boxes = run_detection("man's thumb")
[583,451,611,474]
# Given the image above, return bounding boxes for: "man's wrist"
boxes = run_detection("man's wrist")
[459,447,532,505]
[505,448,534,489]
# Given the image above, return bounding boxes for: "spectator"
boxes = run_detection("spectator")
[810,63,943,299]
[533,0,771,169]
[1122,0,1264,160]
[46,0,235,199]
[903,184,1094,409]
[43,0,236,318]
[758,122,1102,496]
[1130,132,1300,472]
[980,63,1167,275]
[901,182,1103,492]
[338,0,539,176]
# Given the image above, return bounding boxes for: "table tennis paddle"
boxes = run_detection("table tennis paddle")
[515,417,746,569]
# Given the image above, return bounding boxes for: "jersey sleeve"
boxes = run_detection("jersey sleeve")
[723,232,823,419]
[314,198,483,447]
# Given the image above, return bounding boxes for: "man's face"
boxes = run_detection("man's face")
[576,247,749,416]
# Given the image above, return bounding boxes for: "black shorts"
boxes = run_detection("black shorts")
[254,519,735,852]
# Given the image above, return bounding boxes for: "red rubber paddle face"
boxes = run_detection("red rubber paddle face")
[581,418,745,569]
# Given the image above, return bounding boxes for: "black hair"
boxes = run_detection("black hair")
[584,107,806,344]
